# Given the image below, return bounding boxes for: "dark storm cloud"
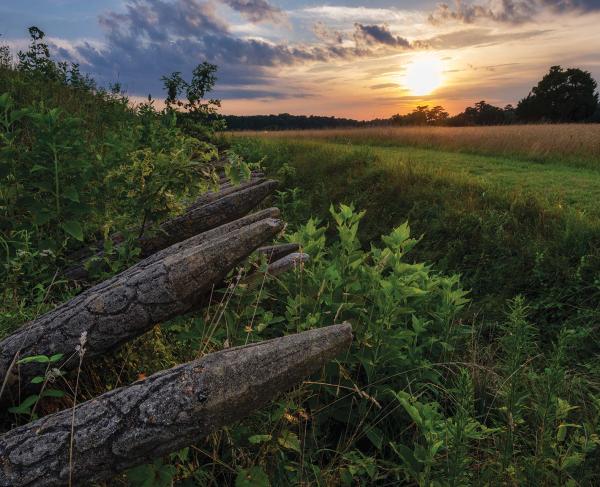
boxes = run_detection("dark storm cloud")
[353,23,411,48]
[222,0,285,23]
[429,0,600,24]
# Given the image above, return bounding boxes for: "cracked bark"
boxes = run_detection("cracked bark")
[0,324,352,487]
[0,217,284,388]
[192,172,267,210]
[64,178,278,281]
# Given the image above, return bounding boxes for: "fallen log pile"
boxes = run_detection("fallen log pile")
[0,175,352,486]
[0,216,283,388]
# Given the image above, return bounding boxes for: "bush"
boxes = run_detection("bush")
[157,206,600,485]
[0,28,223,338]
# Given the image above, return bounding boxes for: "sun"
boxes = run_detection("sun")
[403,54,445,96]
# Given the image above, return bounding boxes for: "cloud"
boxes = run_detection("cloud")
[429,0,600,25]
[295,6,422,24]
[428,1,536,24]
[216,86,313,99]
[222,0,285,23]
[420,27,550,48]
[353,23,411,48]
[312,21,344,44]
[59,0,392,97]
[370,83,401,89]
[541,0,600,12]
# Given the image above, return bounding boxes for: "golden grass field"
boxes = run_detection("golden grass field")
[236,124,600,168]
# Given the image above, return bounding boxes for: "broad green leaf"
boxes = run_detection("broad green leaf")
[62,220,84,241]
[390,442,422,475]
[8,394,39,414]
[63,186,80,202]
[17,355,50,364]
[366,427,384,450]
[42,389,65,398]
[278,431,301,452]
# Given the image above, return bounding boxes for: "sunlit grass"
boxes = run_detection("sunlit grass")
[234,124,600,170]
[237,136,600,217]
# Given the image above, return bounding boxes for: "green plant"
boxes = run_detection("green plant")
[167,204,471,484]
[7,353,65,419]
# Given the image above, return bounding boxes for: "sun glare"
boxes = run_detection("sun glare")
[403,54,444,96]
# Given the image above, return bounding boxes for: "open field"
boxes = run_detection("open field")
[236,124,600,169]
[232,129,600,325]
[241,138,600,216]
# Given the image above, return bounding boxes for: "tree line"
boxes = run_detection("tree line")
[225,66,600,130]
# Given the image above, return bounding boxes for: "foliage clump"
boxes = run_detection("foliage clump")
[0,27,224,333]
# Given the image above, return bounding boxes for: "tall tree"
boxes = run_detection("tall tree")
[517,66,598,122]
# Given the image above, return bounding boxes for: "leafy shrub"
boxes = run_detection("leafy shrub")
[153,205,600,485]
[0,28,225,337]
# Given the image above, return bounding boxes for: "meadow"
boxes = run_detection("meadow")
[230,127,600,483]
[3,39,600,484]
[241,125,600,169]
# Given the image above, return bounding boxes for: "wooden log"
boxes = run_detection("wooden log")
[186,174,268,211]
[257,243,300,263]
[242,252,310,289]
[64,179,278,281]
[266,252,310,277]
[0,217,284,388]
[0,324,352,487]
[131,208,281,270]
[142,179,278,256]
[217,170,264,186]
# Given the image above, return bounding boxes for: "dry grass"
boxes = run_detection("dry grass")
[235,124,600,168]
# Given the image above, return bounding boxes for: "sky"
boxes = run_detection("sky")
[1,0,599,119]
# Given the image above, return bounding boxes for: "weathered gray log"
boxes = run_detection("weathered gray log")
[0,217,284,388]
[0,324,352,487]
[267,252,310,277]
[186,174,269,211]
[242,252,310,289]
[257,243,300,263]
[217,169,263,182]
[120,208,281,274]
[142,179,278,256]
[64,178,278,281]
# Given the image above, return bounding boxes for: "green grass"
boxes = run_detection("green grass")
[327,142,600,217]
[249,124,600,170]
[233,136,600,331]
